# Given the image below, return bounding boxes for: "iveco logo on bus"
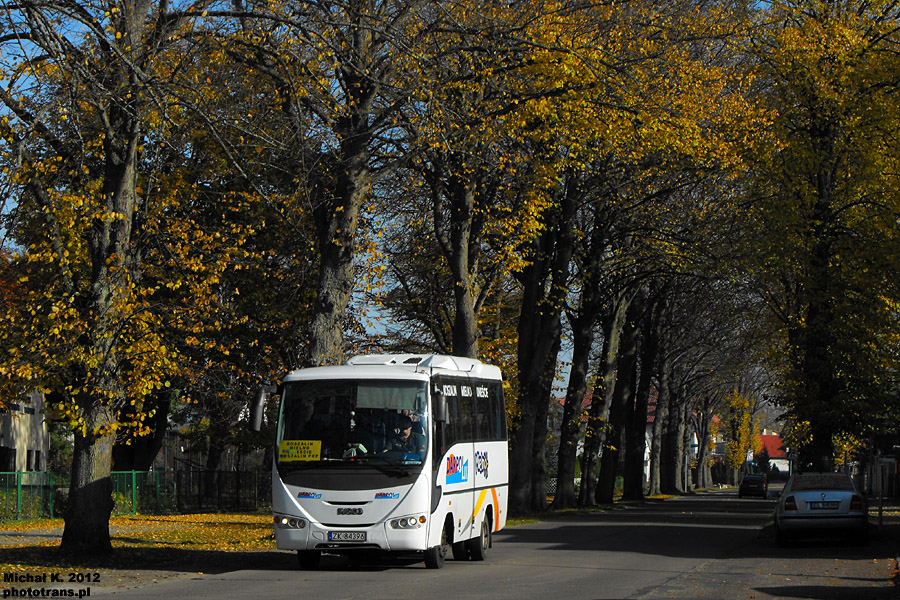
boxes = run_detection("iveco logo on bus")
[337,507,363,515]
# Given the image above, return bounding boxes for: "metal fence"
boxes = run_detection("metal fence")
[0,471,55,521]
[0,470,271,522]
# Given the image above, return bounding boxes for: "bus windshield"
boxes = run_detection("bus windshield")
[277,379,429,466]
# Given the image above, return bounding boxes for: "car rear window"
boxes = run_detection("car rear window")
[791,474,854,491]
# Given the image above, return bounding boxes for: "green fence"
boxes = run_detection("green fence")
[110,470,178,516]
[0,470,270,522]
[0,471,55,521]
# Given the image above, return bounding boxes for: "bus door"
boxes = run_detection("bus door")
[471,378,508,534]
[434,376,476,545]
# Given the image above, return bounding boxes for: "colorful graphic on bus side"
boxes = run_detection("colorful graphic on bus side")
[446,453,469,484]
[475,451,489,478]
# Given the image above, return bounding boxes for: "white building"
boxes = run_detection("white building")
[0,392,50,472]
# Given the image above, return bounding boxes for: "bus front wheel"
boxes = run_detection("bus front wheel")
[466,520,490,561]
[297,550,321,569]
[424,526,450,569]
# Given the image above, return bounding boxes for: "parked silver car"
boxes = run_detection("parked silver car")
[774,472,868,546]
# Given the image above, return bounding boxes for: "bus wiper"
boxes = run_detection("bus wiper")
[278,458,341,474]
[357,455,410,477]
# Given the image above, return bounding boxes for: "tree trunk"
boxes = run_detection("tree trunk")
[508,413,537,514]
[62,90,141,553]
[204,438,227,500]
[579,293,630,506]
[530,333,562,509]
[61,403,117,554]
[648,350,670,496]
[509,193,576,515]
[509,292,566,514]
[112,393,171,472]
[596,296,641,504]
[661,384,685,495]
[578,375,605,507]
[308,176,365,366]
[551,310,594,509]
[680,402,693,492]
[306,18,376,367]
[799,236,838,471]
[694,399,713,489]
[448,180,480,358]
[553,203,610,510]
[623,295,657,501]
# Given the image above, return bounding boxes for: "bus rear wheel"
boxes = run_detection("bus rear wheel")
[466,520,490,561]
[297,550,321,569]
[451,540,469,560]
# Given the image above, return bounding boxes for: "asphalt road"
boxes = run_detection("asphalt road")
[91,490,898,600]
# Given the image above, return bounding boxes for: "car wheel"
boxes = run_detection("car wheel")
[775,522,789,548]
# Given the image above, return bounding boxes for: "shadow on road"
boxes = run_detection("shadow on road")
[754,585,900,599]
[0,545,296,575]
[498,492,895,563]
[1,540,439,576]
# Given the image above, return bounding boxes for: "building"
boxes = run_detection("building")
[0,392,50,472]
[758,430,790,475]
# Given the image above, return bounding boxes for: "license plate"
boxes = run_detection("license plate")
[328,531,366,542]
[808,501,840,510]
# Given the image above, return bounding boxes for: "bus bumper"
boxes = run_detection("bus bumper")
[274,516,429,552]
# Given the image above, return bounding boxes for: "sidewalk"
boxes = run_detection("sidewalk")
[874,495,900,586]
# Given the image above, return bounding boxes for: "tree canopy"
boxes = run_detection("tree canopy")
[1,0,899,548]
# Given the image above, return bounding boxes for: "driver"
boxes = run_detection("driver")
[385,415,426,456]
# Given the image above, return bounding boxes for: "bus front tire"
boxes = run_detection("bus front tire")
[466,520,490,561]
[424,544,446,569]
[297,550,321,569]
[424,527,449,569]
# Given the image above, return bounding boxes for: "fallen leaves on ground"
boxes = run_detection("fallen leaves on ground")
[0,512,282,585]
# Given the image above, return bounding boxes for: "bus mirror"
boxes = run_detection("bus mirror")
[434,392,448,423]
[250,385,276,432]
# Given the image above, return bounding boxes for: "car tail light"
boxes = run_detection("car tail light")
[784,495,797,511]
[850,495,864,510]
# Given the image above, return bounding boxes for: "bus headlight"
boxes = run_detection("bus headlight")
[275,514,307,529]
[390,515,426,529]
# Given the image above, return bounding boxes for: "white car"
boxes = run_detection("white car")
[774,472,869,546]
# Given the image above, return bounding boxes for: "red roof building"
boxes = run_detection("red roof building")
[759,433,788,459]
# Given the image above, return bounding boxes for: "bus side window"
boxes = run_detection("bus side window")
[492,384,507,440]
[457,392,474,442]
[443,395,455,448]
[474,384,490,440]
